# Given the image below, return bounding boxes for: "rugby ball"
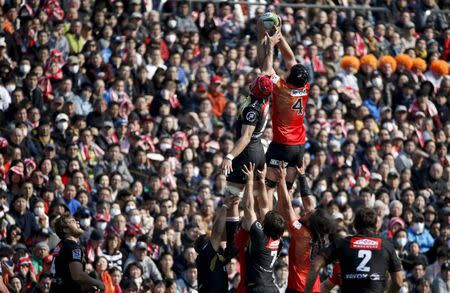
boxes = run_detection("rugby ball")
[261,12,281,30]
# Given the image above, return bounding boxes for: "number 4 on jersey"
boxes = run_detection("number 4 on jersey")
[291,98,304,115]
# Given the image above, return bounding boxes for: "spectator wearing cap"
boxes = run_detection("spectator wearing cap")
[9,195,39,241]
[432,262,450,293]
[52,113,71,147]
[30,241,50,275]
[75,207,94,245]
[124,241,162,282]
[357,54,378,96]
[208,75,226,117]
[408,213,435,254]
[95,120,117,151]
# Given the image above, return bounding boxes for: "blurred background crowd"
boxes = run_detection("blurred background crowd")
[0,0,448,292]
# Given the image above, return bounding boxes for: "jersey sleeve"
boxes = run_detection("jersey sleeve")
[288,219,303,236]
[241,106,261,126]
[249,221,265,249]
[66,242,83,263]
[197,240,214,257]
[386,241,402,272]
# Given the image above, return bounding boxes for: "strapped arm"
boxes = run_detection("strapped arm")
[277,175,297,223]
[210,204,228,251]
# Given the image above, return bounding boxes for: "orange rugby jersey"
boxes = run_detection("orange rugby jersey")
[270,75,310,145]
[288,219,321,292]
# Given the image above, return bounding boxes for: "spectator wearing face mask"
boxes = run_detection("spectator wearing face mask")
[408,213,435,254]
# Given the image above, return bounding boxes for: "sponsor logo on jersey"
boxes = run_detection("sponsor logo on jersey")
[345,273,369,280]
[290,88,307,97]
[266,239,280,250]
[72,248,82,260]
[292,220,302,230]
[350,237,382,250]
[246,111,257,122]
[370,273,381,281]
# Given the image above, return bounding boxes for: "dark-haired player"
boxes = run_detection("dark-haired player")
[257,17,311,201]
[305,208,403,293]
[195,194,239,293]
[276,161,334,293]
[241,162,286,293]
[50,214,105,293]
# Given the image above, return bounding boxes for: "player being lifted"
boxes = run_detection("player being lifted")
[276,161,335,293]
[257,16,311,198]
[241,162,286,293]
[305,208,404,293]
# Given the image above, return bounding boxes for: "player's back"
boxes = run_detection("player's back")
[270,75,309,145]
[287,219,321,292]
[245,222,280,292]
[322,234,402,293]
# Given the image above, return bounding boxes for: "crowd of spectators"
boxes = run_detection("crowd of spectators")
[0,0,448,292]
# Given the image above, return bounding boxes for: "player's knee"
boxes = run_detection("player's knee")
[265,178,277,188]
[286,181,294,190]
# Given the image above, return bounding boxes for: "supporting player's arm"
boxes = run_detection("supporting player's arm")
[221,124,256,176]
[69,262,105,290]
[256,18,267,68]
[276,162,297,223]
[241,163,257,231]
[211,195,239,251]
[256,164,270,219]
[279,35,297,71]
[296,161,316,213]
[305,255,327,293]
[388,271,403,293]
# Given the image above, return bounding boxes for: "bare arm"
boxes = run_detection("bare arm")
[305,255,326,293]
[320,279,336,293]
[242,163,257,231]
[279,36,297,71]
[69,262,105,290]
[256,164,270,219]
[388,271,403,293]
[276,165,297,223]
[229,124,255,158]
[256,18,267,68]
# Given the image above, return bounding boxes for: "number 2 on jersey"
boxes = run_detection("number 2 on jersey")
[356,250,372,272]
[291,98,304,115]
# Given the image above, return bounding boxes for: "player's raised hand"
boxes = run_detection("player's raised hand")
[221,157,233,177]
[266,29,281,47]
[296,158,306,176]
[278,161,287,180]
[224,192,240,207]
[256,164,267,182]
[242,162,255,182]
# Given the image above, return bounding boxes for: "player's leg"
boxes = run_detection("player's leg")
[265,143,282,209]
[285,144,306,191]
